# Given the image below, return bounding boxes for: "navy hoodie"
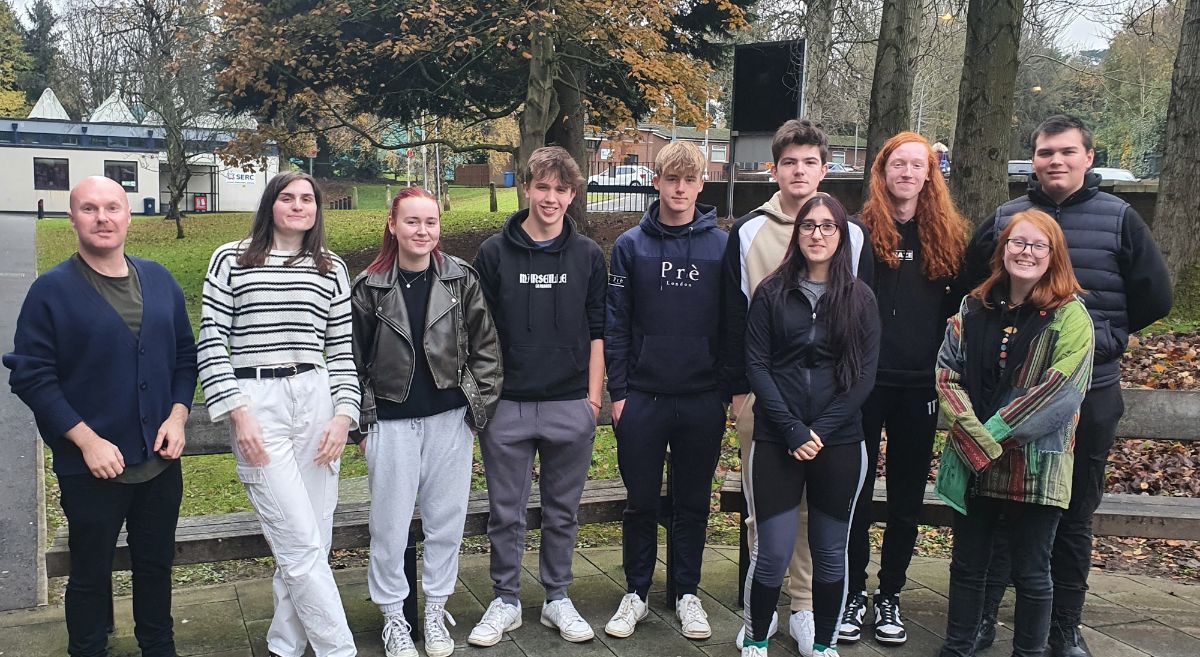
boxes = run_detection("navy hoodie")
[605,200,727,401]
[473,209,607,401]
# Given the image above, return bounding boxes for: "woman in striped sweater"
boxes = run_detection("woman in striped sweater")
[934,209,1093,657]
[198,172,360,657]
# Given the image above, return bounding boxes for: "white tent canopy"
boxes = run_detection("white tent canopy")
[88,91,137,124]
[27,89,70,120]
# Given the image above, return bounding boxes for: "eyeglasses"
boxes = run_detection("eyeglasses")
[1005,238,1052,259]
[798,222,838,237]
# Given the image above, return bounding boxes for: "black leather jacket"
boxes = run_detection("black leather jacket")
[351,255,502,431]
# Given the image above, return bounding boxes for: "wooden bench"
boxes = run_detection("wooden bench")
[718,388,1200,604]
[44,400,683,638]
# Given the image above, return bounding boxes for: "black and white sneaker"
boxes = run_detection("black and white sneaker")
[873,592,907,645]
[837,591,868,643]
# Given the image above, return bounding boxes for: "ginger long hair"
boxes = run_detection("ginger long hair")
[861,132,968,280]
[972,209,1082,311]
[365,187,444,274]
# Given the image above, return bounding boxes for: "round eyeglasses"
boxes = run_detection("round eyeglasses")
[1006,238,1052,259]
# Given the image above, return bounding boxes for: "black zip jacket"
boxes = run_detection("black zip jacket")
[605,200,727,401]
[745,275,880,451]
[864,215,967,388]
[473,209,607,401]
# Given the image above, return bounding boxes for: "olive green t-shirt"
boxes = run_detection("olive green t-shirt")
[72,254,169,484]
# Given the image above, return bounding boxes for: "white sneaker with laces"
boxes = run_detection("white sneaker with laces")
[604,592,648,638]
[676,594,711,640]
[467,598,522,647]
[789,610,816,657]
[541,598,594,642]
[424,602,457,657]
[736,611,778,648]
[382,612,418,657]
[741,643,769,657]
[811,646,840,657]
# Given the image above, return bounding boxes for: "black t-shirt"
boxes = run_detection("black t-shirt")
[376,265,468,420]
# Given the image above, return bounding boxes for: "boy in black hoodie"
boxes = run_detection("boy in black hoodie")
[602,141,727,641]
[468,146,607,647]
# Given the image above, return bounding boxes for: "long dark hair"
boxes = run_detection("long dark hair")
[365,187,445,274]
[236,171,333,275]
[765,194,871,390]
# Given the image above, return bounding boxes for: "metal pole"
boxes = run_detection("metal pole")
[724,130,738,220]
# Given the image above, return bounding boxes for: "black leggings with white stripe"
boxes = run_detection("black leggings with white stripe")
[743,440,867,646]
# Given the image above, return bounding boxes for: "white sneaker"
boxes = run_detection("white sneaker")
[467,598,522,647]
[541,598,594,642]
[736,611,778,648]
[789,610,816,657]
[676,594,711,640]
[811,647,840,657]
[604,592,648,638]
[741,644,769,657]
[382,612,418,657]
[424,602,457,657]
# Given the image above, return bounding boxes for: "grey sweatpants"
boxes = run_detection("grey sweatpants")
[365,406,473,613]
[479,398,596,604]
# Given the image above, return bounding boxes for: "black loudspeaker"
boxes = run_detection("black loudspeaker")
[732,40,806,133]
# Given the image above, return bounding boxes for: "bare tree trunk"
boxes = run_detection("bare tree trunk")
[949,0,1024,225]
[802,0,834,123]
[516,14,556,211]
[547,45,589,234]
[163,123,190,239]
[1151,0,1199,287]
[863,0,920,201]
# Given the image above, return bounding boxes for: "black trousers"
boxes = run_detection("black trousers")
[616,389,725,599]
[984,382,1124,611]
[939,496,1062,657]
[58,460,183,657]
[847,385,938,596]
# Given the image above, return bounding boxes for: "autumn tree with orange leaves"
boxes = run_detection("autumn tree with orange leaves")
[215,0,752,222]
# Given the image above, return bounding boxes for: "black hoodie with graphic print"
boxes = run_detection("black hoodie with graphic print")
[473,209,607,401]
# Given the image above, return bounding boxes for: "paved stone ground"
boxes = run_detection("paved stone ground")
[1,545,1197,657]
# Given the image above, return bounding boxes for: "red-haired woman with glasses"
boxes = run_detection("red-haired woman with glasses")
[934,209,1094,657]
[350,188,502,657]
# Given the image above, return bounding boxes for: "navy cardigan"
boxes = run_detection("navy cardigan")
[4,256,198,476]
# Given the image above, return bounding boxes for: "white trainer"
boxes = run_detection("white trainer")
[741,643,769,657]
[789,610,816,657]
[424,602,457,657]
[676,594,711,640]
[382,612,418,657]
[604,592,648,638]
[467,598,522,647]
[736,611,779,648]
[541,597,594,642]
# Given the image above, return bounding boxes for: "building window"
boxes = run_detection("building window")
[34,158,70,191]
[107,136,129,148]
[62,134,79,146]
[105,161,138,192]
[710,144,728,163]
[831,150,846,164]
[0,131,12,143]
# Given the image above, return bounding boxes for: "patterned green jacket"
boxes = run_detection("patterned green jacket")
[935,296,1094,511]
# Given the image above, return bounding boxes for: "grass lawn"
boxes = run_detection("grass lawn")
[323,182,520,213]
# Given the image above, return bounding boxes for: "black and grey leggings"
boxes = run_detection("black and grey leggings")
[743,439,867,647]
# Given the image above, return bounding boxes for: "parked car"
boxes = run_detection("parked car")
[826,162,856,173]
[1092,167,1138,182]
[1008,160,1034,176]
[587,165,655,188]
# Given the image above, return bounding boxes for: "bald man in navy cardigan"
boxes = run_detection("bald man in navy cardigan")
[4,176,197,657]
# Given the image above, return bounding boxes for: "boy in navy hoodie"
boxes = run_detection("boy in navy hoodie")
[468,146,608,647]
[602,141,727,641]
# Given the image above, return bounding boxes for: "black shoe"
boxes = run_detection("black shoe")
[873,592,907,645]
[973,610,997,652]
[1047,607,1090,657]
[837,590,868,643]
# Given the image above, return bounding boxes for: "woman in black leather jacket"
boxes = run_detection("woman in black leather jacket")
[350,188,501,657]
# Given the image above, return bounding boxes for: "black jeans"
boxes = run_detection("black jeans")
[615,389,725,599]
[58,460,183,657]
[847,385,938,596]
[940,496,1062,657]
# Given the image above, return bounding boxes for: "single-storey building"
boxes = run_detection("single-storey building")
[0,89,277,214]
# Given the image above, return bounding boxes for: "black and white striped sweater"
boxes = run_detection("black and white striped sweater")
[198,241,360,423]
